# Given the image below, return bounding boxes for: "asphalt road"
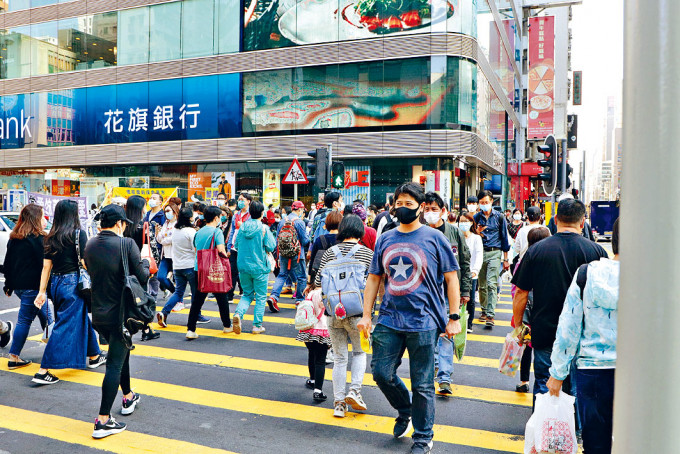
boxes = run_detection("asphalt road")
[0,279,531,454]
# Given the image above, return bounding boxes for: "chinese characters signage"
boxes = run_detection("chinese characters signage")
[528,16,555,139]
[103,104,201,134]
[28,192,88,224]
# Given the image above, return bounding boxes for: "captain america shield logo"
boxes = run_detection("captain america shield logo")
[383,243,428,296]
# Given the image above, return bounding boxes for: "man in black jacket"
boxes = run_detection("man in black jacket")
[84,204,150,439]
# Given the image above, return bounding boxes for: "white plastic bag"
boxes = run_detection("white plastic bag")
[524,392,577,454]
[501,270,513,284]
[499,333,525,377]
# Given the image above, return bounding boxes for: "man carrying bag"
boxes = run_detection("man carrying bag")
[85,204,150,439]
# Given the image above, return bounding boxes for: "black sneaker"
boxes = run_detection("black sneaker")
[8,359,32,370]
[313,391,327,402]
[141,329,160,341]
[516,383,530,393]
[305,379,315,390]
[0,321,13,348]
[393,416,412,438]
[32,371,59,385]
[411,441,433,454]
[121,392,141,416]
[267,297,280,313]
[88,354,107,369]
[92,417,127,439]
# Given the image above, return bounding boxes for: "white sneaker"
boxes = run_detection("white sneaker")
[172,302,185,312]
[345,389,367,411]
[163,290,171,299]
[186,330,198,339]
[325,350,334,364]
[333,401,347,418]
[252,326,266,334]
[223,326,234,334]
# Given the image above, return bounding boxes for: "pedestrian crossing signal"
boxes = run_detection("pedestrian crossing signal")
[331,162,345,189]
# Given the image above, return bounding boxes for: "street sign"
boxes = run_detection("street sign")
[567,114,578,149]
[573,71,582,106]
[282,158,308,184]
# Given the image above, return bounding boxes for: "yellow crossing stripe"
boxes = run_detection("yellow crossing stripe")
[0,360,524,453]
[0,404,234,454]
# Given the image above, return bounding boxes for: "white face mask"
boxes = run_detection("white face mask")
[467,204,477,212]
[337,202,345,212]
[513,213,522,221]
[459,222,472,232]
[480,203,492,213]
[423,211,441,225]
[148,199,159,208]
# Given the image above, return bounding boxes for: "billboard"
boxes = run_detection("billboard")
[262,170,281,207]
[527,16,554,139]
[336,166,371,204]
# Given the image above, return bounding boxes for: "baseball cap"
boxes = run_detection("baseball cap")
[96,204,133,225]
[291,201,305,210]
[467,196,478,204]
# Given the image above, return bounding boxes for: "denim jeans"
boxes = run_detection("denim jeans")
[235,271,269,327]
[328,316,366,402]
[533,347,580,431]
[434,336,454,384]
[575,368,614,454]
[270,256,307,301]
[161,268,197,316]
[478,250,501,317]
[371,324,438,443]
[157,258,175,294]
[9,289,52,357]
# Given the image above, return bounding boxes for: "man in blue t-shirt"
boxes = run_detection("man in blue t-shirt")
[358,182,461,454]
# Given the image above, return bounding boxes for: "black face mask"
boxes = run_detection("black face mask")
[395,206,420,225]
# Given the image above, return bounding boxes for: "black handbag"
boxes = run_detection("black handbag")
[75,229,92,305]
[120,238,156,337]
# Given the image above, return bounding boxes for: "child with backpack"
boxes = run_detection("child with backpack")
[314,215,374,418]
[295,284,331,402]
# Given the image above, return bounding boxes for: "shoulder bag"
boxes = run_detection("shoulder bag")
[75,229,92,305]
[141,222,159,275]
[196,230,232,294]
[121,238,156,338]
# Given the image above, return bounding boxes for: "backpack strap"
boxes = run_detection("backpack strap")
[346,243,362,259]
[319,234,329,250]
[330,245,343,260]
[576,264,588,301]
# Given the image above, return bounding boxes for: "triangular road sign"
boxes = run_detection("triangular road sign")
[282,158,309,184]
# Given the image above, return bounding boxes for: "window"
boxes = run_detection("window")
[117,7,149,65]
[149,2,181,62]
[182,0,216,58]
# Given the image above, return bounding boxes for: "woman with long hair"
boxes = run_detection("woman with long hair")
[33,200,105,385]
[156,202,179,299]
[124,195,160,341]
[3,204,50,369]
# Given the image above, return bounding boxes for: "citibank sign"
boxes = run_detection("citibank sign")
[0,110,32,139]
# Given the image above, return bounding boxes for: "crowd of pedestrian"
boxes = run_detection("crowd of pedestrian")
[0,184,619,454]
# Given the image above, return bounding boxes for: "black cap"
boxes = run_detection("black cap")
[467,196,478,204]
[95,204,133,225]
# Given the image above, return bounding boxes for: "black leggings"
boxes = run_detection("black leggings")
[305,342,329,390]
[226,252,241,300]
[520,344,533,383]
[96,324,131,416]
[188,291,231,332]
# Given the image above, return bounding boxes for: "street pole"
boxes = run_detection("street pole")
[293,154,298,202]
[327,143,333,193]
[560,138,567,194]
[614,1,680,452]
[503,112,510,209]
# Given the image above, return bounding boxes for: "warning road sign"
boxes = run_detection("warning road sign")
[282,158,308,184]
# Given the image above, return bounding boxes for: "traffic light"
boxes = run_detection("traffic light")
[537,135,558,196]
[558,161,573,191]
[331,162,345,189]
[307,147,329,189]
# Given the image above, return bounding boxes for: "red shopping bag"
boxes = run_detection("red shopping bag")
[141,222,159,275]
[197,231,232,294]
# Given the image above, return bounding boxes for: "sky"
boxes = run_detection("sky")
[568,0,624,186]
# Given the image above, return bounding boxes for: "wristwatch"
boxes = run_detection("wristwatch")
[448,313,460,321]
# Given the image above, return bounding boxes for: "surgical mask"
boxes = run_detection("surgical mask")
[221,215,227,223]
[337,202,345,212]
[395,206,420,225]
[165,212,174,221]
[423,211,441,225]
[237,200,245,210]
[513,213,522,221]
[148,199,159,208]
[459,222,472,232]
[198,214,204,220]
[467,204,477,212]
[217,199,225,206]
[480,203,492,213]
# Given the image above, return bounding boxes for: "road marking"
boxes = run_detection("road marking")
[0,306,19,314]
[0,360,525,453]
[0,404,234,454]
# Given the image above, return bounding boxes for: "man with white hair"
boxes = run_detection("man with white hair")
[548,193,595,240]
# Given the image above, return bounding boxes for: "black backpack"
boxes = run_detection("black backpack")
[120,238,156,341]
[382,217,400,234]
[310,235,332,280]
[576,264,588,300]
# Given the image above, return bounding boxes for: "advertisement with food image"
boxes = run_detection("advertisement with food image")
[243,0,477,51]
[527,15,554,139]
[243,58,446,133]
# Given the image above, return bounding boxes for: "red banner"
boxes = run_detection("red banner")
[528,16,555,139]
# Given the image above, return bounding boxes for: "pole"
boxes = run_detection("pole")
[327,143,333,192]
[502,112,510,209]
[560,138,567,194]
[294,154,298,201]
[614,1,680,452]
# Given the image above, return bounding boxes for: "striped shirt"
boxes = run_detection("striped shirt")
[314,241,374,288]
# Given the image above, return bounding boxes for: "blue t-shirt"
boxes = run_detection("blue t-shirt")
[369,226,460,333]
[193,226,225,271]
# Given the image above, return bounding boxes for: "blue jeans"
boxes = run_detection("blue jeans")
[533,347,581,431]
[41,273,100,369]
[9,289,52,357]
[235,271,269,327]
[575,368,614,454]
[157,258,175,294]
[270,256,307,301]
[371,324,438,443]
[435,336,454,384]
[161,268,197,316]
